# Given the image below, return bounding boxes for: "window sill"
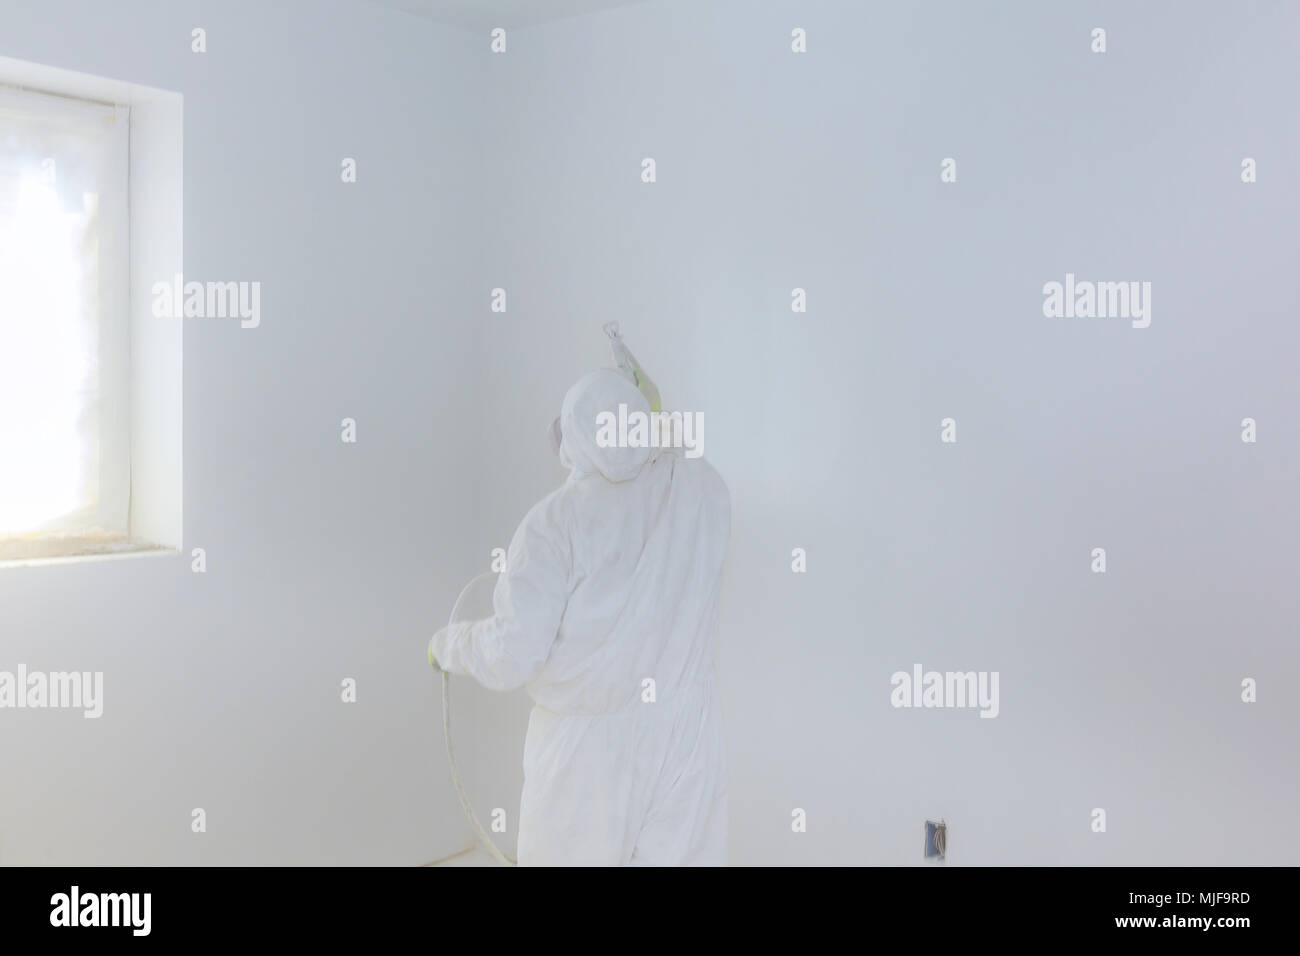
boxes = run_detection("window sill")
[0,533,177,569]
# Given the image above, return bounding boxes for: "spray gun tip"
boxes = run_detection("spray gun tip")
[603,321,620,339]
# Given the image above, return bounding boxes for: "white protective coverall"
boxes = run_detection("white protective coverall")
[429,369,730,866]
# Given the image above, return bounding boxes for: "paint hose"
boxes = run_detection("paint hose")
[439,571,518,867]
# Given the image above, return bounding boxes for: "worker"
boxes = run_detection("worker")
[429,367,730,865]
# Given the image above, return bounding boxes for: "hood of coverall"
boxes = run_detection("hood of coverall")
[558,368,653,483]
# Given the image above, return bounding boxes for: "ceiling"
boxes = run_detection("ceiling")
[361,0,653,31]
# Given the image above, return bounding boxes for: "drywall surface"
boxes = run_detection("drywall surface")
[0,0,485,864]
[470,0,1300,864]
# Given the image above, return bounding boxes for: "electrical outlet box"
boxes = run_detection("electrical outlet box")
[924,820,947,860]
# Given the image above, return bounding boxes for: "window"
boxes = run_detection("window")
[0,58,182,568]
[0,87,131,554]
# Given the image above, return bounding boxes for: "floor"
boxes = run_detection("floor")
[426,846,503,867]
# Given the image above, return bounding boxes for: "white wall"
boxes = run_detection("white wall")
[471,0,1300,864]
[0,0,484,864]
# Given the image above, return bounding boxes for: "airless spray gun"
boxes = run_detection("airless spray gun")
[603,322,661,413]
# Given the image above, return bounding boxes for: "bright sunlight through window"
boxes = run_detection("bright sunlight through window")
[0,85,131,555]
[0,173,96,530]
